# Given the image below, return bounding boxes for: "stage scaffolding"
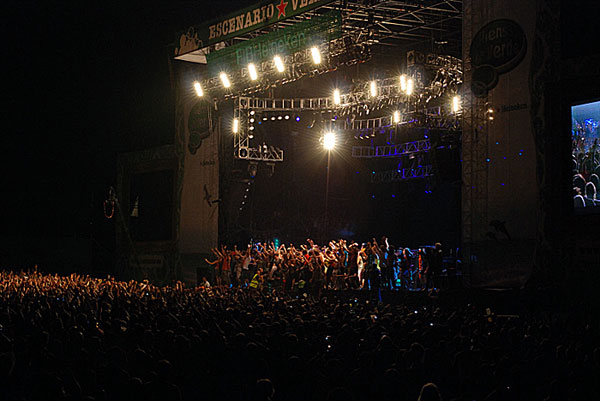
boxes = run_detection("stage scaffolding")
[352,139,431,158]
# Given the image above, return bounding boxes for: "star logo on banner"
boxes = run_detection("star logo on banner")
[276,0,288,18]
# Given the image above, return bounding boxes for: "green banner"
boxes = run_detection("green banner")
[174,0,335,58]
[206,11,341,69]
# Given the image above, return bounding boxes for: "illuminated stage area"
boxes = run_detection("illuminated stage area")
[113,0,600,293]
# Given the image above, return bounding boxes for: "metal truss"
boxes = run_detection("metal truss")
[237,96,335,112]
[236,145,284,162]
[371,165,433,183]
[352,139,431,158]
[461,0,488,285]
[233,104,284,162]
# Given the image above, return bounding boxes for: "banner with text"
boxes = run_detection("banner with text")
[206,11,341,69]
[174,0,335,58]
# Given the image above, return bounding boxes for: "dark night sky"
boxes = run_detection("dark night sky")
[2,1,251,270]
[3,1,250,240]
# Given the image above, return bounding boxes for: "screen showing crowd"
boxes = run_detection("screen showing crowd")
[571,100,600,212]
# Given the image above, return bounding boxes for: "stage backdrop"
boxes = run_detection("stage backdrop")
[176,82,220,285]
[462,0,538,286]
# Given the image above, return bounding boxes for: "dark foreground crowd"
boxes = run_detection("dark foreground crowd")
[0,270,598,401]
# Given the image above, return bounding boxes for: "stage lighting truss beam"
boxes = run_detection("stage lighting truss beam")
[371,165,433,183]
[237,96,336,112]
[236,146,284,162]
[233,105,284,163]
[352,139,431,158]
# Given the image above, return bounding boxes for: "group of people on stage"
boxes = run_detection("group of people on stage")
[204,238,446,293]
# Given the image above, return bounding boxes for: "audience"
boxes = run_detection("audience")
[0,269,598,401]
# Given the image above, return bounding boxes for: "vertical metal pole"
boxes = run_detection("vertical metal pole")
[325,150,331,239]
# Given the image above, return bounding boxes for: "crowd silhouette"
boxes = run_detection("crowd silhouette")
[0,269,598,401]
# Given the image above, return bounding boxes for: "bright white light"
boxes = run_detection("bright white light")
[232,118,239,133]
[370,81,377,97]
[452,96,461,113]
[193,81,203,97]
[406,78,414,95]
[250,118,255,123]
[220,72,231,88]
[393,110,400,124]
[271,116,276,120]
[333,89,341,105]
[248,63,258,81]
[250,110,255,115]
[311,47,321,64]
[323,132,336,150]
[273,55,285,72]
[277,116,282,120]
[284,115,290,120]
[400,75,407,92]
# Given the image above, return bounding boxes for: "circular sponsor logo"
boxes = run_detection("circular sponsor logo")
[470,19,527,74]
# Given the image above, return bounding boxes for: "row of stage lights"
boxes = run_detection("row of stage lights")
[230,94,461,135]
[193,47,325,97]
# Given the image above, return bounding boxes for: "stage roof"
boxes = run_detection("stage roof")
[174,0,462,63]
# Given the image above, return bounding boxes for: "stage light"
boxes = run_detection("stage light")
[273,55,285,72]
[295,116,301,121]
[284,115,290,120]
[250,110,255,115]
[323,132,336,150]
[248,63,258,81]
[311,46,321,64]
[277,115,282,120]
[263,117,268,121]
[219,72,231,88]
[193,81,203,97]
[370,81,377,97]
[333,89,341,105]
[406,78,414,95]
[250,118,255,123]
[400,75,407,92]
[452,95,461,113]
[271,116,276,121]
[488,108,494,113]
[232,118,239,133]
[393,110,400,124]
[248,134,254,139]
[249,126,255,131]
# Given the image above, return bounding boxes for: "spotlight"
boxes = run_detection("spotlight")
[333,89,341,105]
[284,115,290,120]
[277,115,282,120]
[193,81,203,97]
[323,132,336,150]
[250,118,255,123]
[250,110,255,115]
[249,126,255,131]
[219,72,231,88]
[393,111,400,124]
[273,55,285,72]
[400,75,407,92]
[295,116,301,122]
[311,46,321,64]
[248,63,258,81]
[452,96,461,113]
[248,134,254,139]
[263,117,268,121]
[370,81,377,97]
[406,78,414,95]
[232,118,239,133]
[271,116,276,120]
